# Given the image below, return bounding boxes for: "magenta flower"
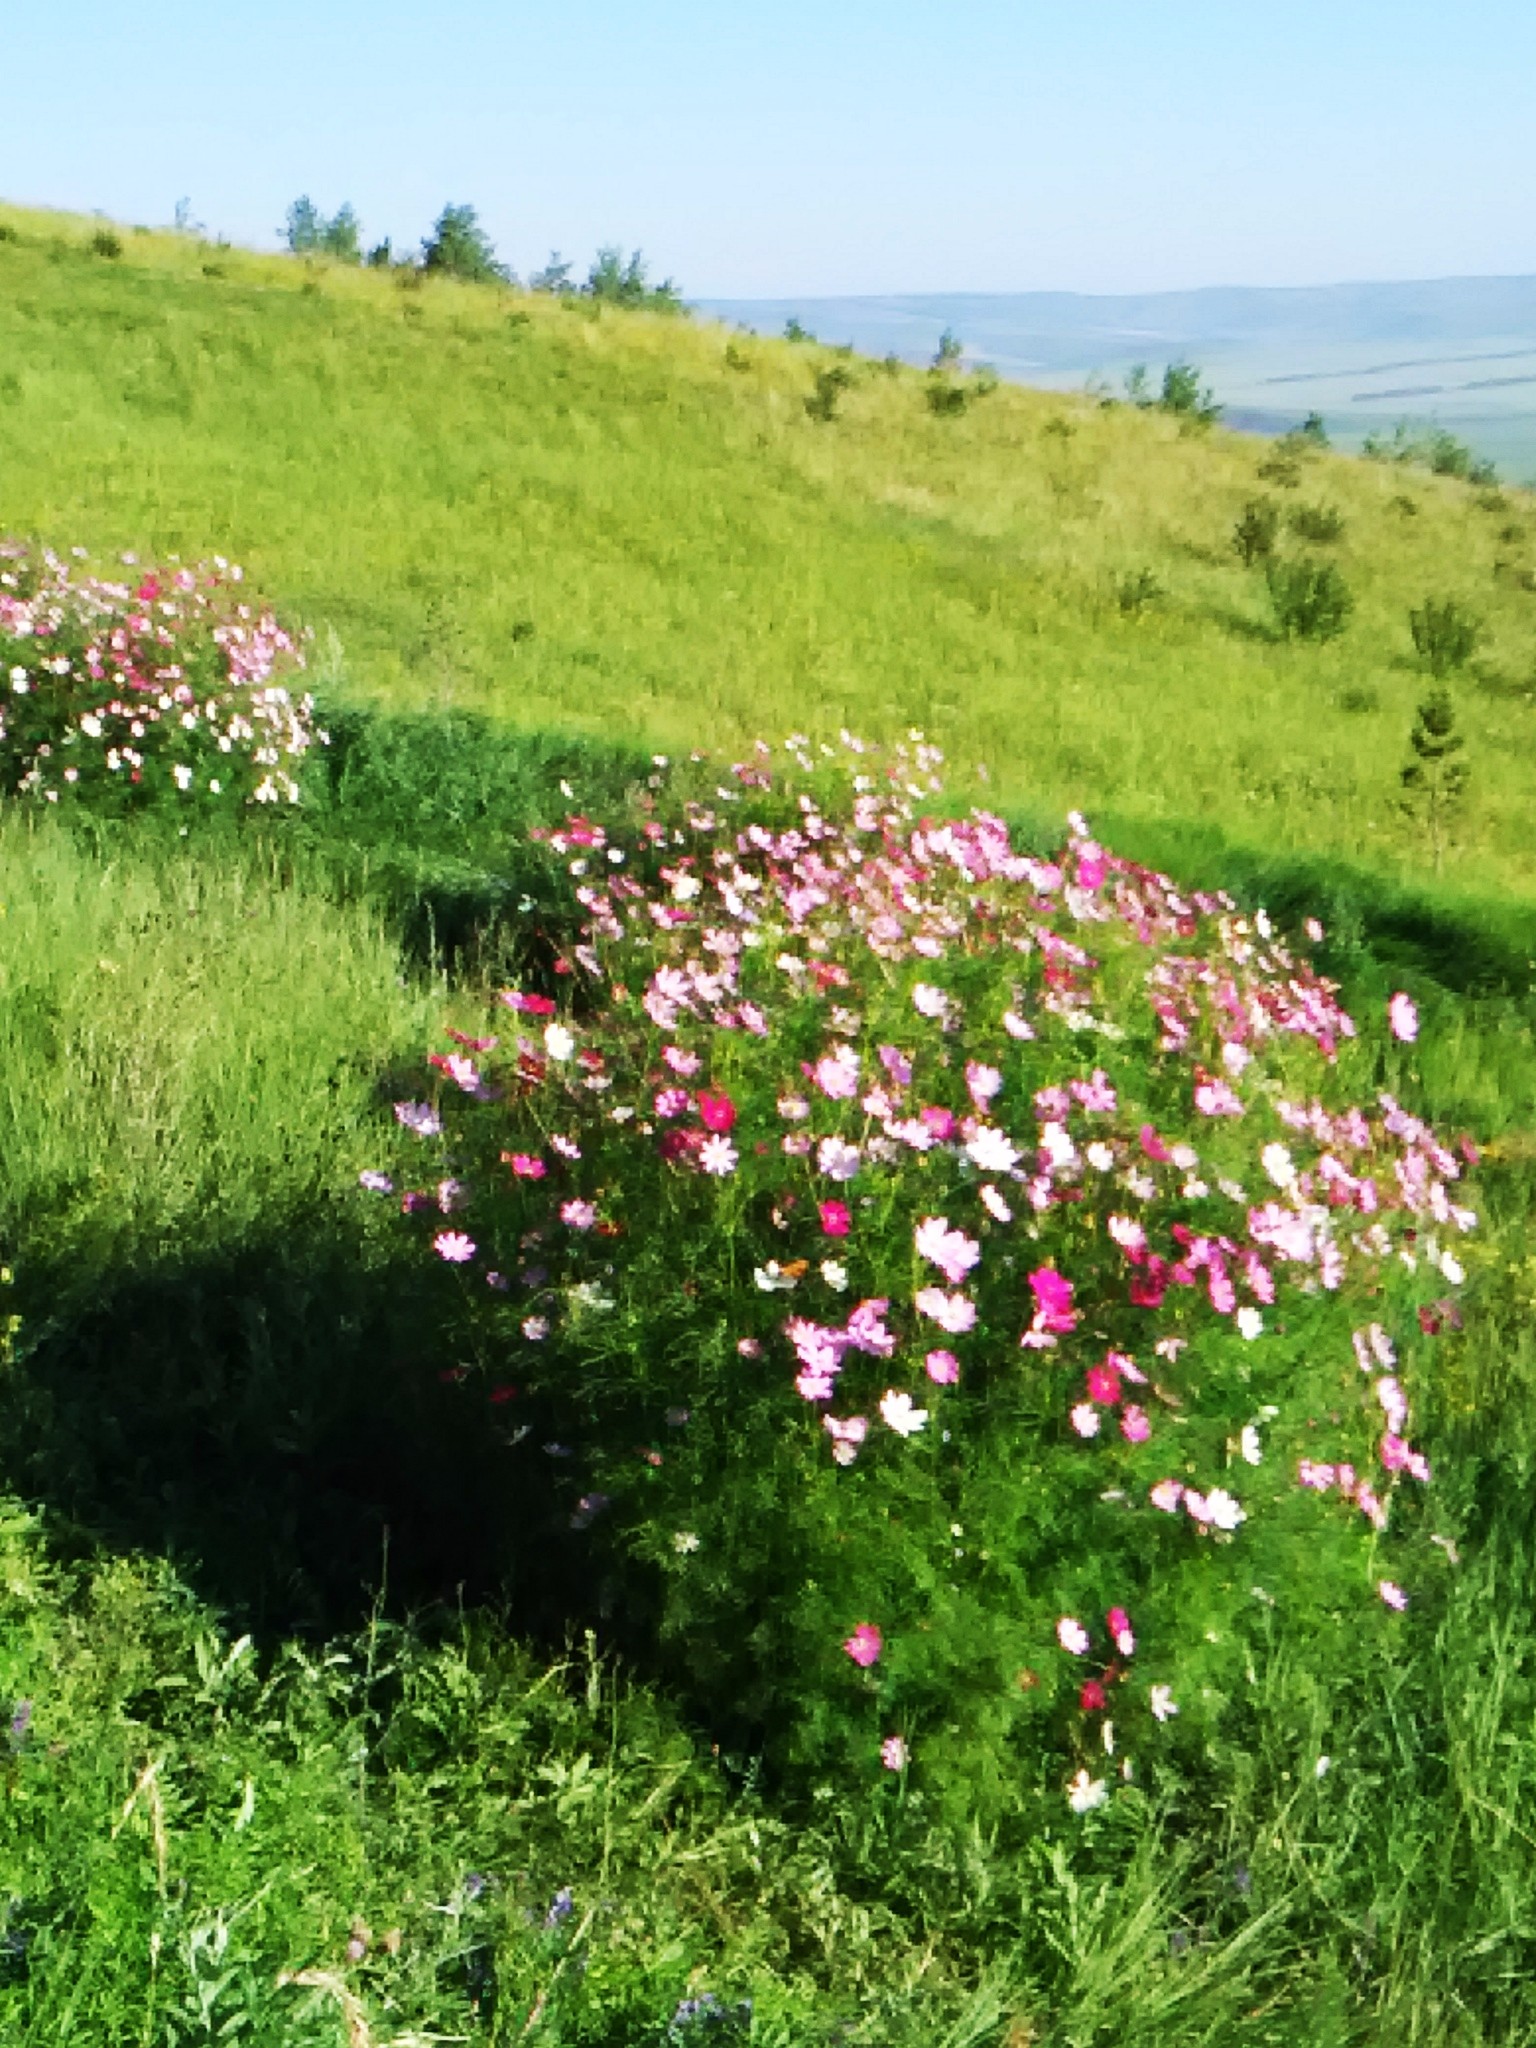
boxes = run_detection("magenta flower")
[1085,1359,1122,1405]
[843,1622,883,1667]
[1388,992,1419,1043]
[1106,1607,1135,1655]
[1028,1267,1076,1332]
[820,1199,852,1236]
[506,1152,547,1178]
[697,1089,737,1132]
[433,1231,476,1263]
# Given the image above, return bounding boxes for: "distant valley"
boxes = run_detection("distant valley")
[699,274,1536,480]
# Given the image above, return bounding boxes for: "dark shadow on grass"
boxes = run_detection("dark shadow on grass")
[0,1210,624,1644]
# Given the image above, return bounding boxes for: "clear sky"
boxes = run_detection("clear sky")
[3,0,1532,299]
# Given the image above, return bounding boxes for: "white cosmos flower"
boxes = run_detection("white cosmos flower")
[1149,1684,1179,1722]
[1067,1769,1108,1814]
[966,1126,1021,1173]
[1261,1142,1296,1188]
[1236,1306,1263,1341]
[544,1022,576,1061]
[879,1388,929,1437]
[1240,1424,1263,1465]
[699,1134,738,1176]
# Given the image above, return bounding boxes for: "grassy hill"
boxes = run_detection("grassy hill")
[6,201,1536,2046]
[2,199,1535,899]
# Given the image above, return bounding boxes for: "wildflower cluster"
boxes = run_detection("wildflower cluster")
[0,539,323,807]
[368,735,1475,1814]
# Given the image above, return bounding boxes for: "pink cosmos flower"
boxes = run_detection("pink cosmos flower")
[507,1152,547,1177]
[920,1104,958,1142]
[394,1100,443,1138]
[1086,1360,1122,1405]
[1079,1678,1107,1711]
[1072,1069,1117,1114]
[1070,1402,1100,1438]
[433,1231,476,1263]
[697,1090,737,1132]
[358,1170,394,1194]
[551,1134,581,1160]
[500,990,556,1016]
[663,1044,702,1076]
[1194,1073,1244,1118]
[654,1087,690,1119]
[843,1622,883,1667]
[1139,1124,1173,1163]
[1107,1214,1147,1258]
[1002,1009,1035,1040]
[820,1199,852,1237]
[812,1045,861,1099]
[560,1200,598,1230]
[979,1184,1013,1223]
[737,1336,763,1358]
[880,1735,909,1771]
[1107,1607,1135,1655]
[1028,1267,1076,1331]
[1379,1580,1409,1611]
[777,1094,811,1121]
[925,1349,961,1385]
[522,1315,549,1340]
[1149,1479,1184,1513]
[1057,1616,1090,1656]
[912,983,949,1019]
[878,1044,913,1086]
[1119,1405,1151,1444]
[966,1126,1021,1173]
[914,1216,981,1285]
[1389,992,1418,1043]
[914,1287,977,1334]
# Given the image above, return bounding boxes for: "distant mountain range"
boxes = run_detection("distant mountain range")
[697,276,1536,479]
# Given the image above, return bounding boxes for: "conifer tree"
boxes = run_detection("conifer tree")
[1399,687,1468,872]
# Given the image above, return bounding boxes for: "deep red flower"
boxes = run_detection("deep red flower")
[1079,1679,1107,1712]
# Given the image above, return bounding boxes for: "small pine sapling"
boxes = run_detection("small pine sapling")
[1399,687,1468,872]
[1232,500,1280,566]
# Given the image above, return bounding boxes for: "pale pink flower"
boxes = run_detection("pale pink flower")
[914,1216,981,1285]
[522,1315,549,1340]
[1194,1075,1244,1118]
[924,1349,960,1385]
[823,1413,868,1464]
[1378,1579,1409,1611]
[737,1336,763,1358]
[433,1231,476,1263]
[1070,1402,1100,1438]
[560,1200,598,1230]
[880,1734,909,1771]
[878,1044,913,1086]
[663,1045,702,1076]
[1002,1009,1035,1040]
[912,983,949,1019]
[1107,1215,1146,1257]
[914,1287,977,1333]
[1119,1404,1151,1444]
[1388,992,1418,1043]
[979,1184,1013,1222]
[843,1622,883,1667]
[1072,1069,1117,1113]
[965,1060,1003,1108]
[1066,1768,1108,1814]
[1056,1616,1090,1656]
[844,1298,897,1356]
[879,1388,929,1437]
[654,1086,691,1118]
[777,1094,811,1121]
[358,1170,394,1194]
[394,1100,442,1138]
[812,1044,861,1099]
[1149,1479,1184,1513]
[817,1136,862,1182]
[1107,1607,1135,1656]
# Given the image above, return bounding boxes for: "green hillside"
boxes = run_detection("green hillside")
[2,200,1534,895]
[7,202,1536,2046]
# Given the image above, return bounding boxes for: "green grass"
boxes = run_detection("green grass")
[6,202,1536,2042]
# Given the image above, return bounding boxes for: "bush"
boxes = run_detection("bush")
[1266,558,1353,642]
[1159,361,1221,426]
[0,538,323,809]
[1232,500,1280,567]
[925,378,968,417]
[583,247,683,313]
[1290,502,1345,544]
[783,318,815,344]
[364,737,1473,1820]
[89,227,122,260]
[1363,423,1497,488]
[805,365,853,423]
[282,197,362,263]
[421,204,510,285]
[1410,597,1481,677]
[1114,567,1163,615]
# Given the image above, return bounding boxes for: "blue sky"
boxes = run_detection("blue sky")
[4,0,1533,297]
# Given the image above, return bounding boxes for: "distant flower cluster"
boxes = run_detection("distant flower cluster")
[367,731,1474,1811]
[0,539,323,807]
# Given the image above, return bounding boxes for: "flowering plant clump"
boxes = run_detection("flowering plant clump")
[0,539,323,807]
[368,734,1476,1815]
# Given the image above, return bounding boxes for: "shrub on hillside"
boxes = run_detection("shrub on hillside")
[366,736,1473,1819]
[283,196,362,263]
[583,247,683,313]
[1290,501,1345,545]
[0,540,323,808]
[1399,688,1468,873]
[1266,558,1353,642]
[805,365,853,423]
[1410,597,1481,678]
[1232,500,1280,567]
[421,204,510,285]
